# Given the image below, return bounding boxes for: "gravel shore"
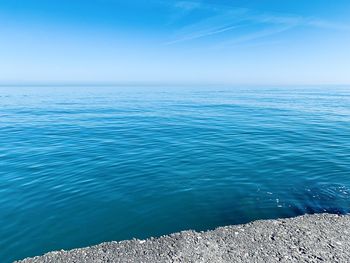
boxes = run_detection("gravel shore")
[17,213,350,263]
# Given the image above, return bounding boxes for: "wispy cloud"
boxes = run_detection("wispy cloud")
[165,24,242,45]
[214,25,294,49]
[162,0,205,26]
[305,18,350,31]
[173,1,202,11]
[164,0,350,47]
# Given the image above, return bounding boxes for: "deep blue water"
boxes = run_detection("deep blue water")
[1,86,350,262]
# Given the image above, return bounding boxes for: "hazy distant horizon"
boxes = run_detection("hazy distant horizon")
[1,81,350,88]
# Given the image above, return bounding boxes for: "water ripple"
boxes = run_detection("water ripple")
[0,86,349,262]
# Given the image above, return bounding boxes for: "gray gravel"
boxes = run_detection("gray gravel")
[17,214,350,263]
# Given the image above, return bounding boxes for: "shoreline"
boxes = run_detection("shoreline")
[17,213,350,262]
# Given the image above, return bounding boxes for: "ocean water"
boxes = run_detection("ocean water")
[1,86,350,262]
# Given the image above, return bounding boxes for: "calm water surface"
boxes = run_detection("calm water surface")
[1,86,349,262]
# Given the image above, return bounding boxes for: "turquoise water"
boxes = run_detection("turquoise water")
[1,86,350,262]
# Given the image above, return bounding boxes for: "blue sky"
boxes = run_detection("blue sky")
[1,0,350,85]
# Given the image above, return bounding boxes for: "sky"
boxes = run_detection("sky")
[0,0,350,85]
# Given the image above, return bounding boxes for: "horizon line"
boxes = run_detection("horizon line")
[0,81,350,88]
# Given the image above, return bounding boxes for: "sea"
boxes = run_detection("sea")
[1,85,349,262]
